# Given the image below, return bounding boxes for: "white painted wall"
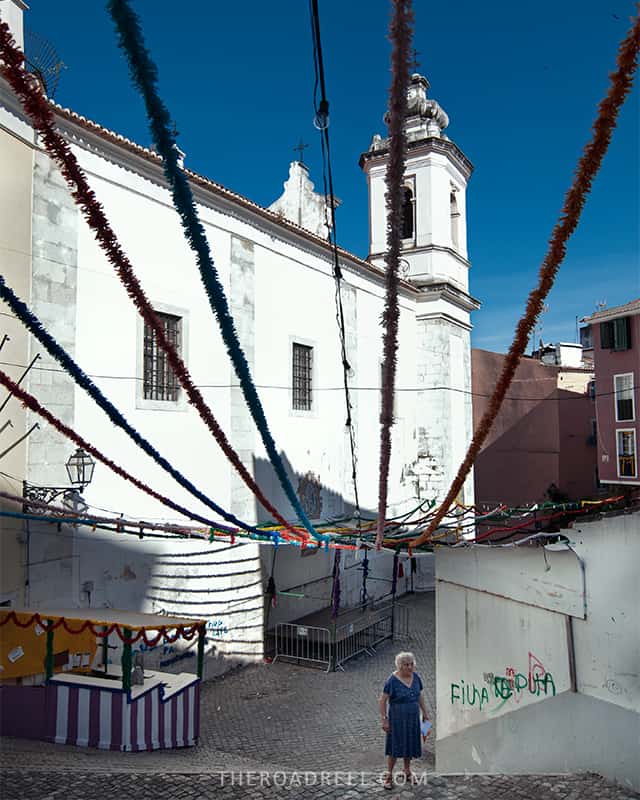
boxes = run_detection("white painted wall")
[0,1,25,50]
[0,67,474,675]
[436,512,640,791]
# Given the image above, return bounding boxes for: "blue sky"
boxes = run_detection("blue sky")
[23,0,639,352]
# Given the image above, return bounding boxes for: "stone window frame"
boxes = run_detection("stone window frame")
[400,175,416,247]
[136,301,189,412]
[289,335,318,418]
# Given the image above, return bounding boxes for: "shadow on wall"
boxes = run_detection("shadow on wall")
[474,388,597,508]
[253,450,364,527]
[24,515,266,681]
[253,452,407,634]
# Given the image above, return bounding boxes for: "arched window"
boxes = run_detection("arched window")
[401,186,414,240]
[450,190,460,249]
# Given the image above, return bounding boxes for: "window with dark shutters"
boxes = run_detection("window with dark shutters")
[600,321,613,349]
[600,317,631,351]
[613,317,631,351]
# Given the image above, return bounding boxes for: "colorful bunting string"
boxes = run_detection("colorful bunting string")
[410,10,640,549]
[105,0,326,544]
[376,0,413,549]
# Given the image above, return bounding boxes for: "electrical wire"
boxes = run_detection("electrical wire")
[309,0,362,527]
[2,358,625,399]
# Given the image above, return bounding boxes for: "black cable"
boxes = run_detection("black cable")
[309,0,362,527]
[0,359,622,400]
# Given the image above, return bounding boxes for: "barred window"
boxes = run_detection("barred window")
[292,343,313,411]
[143,312,181,401]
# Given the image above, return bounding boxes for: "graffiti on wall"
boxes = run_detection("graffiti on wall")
[450,652,556,714]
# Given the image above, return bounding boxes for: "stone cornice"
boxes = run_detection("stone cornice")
[360,136,473,181]
[415,281,481,313]
[369,243,471,269]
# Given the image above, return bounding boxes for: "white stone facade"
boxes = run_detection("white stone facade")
[0,8,478,673]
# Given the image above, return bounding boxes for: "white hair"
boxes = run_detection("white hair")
[395,651,416,668]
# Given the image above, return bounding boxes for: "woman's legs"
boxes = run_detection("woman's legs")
[403,758,417,783]
[383,757,396,787]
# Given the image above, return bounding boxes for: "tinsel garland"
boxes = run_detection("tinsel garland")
[391,551,399,596]
[0,366,231,530]
[0,21,301,543]
[331,547,342,620]
[411,10,640,549]
[105,0,325,544]
[0,488,210,535]
[0,609,202,646]
[0,282,263,535]
[376,0,414,549]
[360,547,369,608]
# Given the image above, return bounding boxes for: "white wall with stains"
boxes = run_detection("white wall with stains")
[435,512,640,791]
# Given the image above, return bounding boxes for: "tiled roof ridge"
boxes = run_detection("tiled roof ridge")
[581,298,640,323]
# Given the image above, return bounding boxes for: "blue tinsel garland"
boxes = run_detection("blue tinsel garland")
[0,275,269,537]
[106,0,326,544]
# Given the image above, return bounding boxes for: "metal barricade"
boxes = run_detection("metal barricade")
[273,622,332,672]
[273,601,410,672]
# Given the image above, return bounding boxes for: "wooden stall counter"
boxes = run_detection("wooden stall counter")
[0,608,205,751]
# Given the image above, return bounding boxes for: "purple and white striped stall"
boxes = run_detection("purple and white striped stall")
[1,672,200,751]
[50,672,200,750]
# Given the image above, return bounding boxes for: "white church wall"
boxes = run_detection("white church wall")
[72,152,235,526]
[2,59,478,672]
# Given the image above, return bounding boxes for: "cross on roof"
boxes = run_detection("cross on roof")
[410,48,421,72]
[293,138,309,164]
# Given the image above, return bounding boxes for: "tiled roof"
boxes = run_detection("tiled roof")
[48,99,417,293]
[581,298,640,324]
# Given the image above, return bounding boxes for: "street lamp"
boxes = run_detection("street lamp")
[65,448,95,490]
[23,448,96,513]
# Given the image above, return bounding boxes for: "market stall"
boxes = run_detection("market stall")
[0,608,205,751]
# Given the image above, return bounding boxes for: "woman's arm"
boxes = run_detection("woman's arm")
[419,689,429,721]
[379,692,390,732]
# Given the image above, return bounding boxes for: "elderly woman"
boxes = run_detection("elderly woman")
[378,651,429,789]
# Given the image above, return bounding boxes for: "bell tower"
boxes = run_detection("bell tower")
[360,73,480,505]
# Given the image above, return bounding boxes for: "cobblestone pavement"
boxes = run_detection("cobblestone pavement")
[1,593,637,799]
[2,769,637,799]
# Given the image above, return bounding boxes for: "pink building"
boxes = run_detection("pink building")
[472,347,596,507]
[581,299,640,488]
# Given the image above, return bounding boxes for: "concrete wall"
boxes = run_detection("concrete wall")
[0,123,32,605]
[435,512,640,792]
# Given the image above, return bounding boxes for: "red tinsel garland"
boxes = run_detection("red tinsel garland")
[376,0,414,549]
[0,22,302,543]
[0,609,202,645]
[411,11,640,550]
[0,367,220,528]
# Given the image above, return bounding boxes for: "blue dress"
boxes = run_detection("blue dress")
[383,672,423,758]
